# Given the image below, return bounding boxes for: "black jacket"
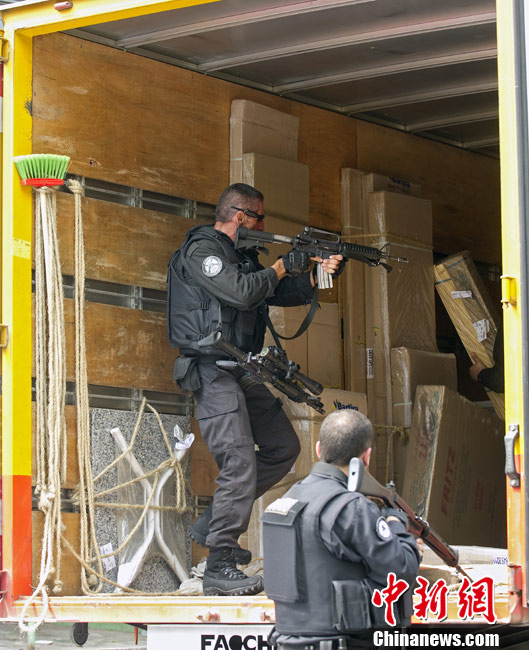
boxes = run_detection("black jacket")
[167,224,314,355]
[262,463,420,635]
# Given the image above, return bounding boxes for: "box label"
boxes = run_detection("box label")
[366,348,374,379]
[451,290,472,299]
[472,319,490,342]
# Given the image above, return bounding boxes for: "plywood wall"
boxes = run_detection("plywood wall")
[33,33,501,263]
[33,33,357,233]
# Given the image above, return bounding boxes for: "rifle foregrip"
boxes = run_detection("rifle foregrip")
[421,529,460,568]
[294,371,323,396]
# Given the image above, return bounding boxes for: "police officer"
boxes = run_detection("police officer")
[262,410,422,648]
[167,183,344,596]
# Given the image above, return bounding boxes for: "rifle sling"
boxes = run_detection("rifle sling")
[265,287,319,344]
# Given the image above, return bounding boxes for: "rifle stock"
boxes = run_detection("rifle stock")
[348,458,470,579]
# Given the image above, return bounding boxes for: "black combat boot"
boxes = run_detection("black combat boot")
[203,547,263,596]
[189,505,252,565]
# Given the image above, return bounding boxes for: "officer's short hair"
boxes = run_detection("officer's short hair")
[216,183,264,222]
[319,410,373,466]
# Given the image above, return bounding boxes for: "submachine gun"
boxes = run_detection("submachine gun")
[199,331,325,414]
[348,458,471,580]
[235,226,408,272]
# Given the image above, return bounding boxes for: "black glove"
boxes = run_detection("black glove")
[381,507,408,527]
[332,258,347,278]
[282,249,311,275]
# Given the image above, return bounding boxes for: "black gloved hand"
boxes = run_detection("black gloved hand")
[381,507,408,527]
[282,249,311,275]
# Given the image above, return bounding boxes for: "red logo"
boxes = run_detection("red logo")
[371,573,497,626]
[371,572,410,626]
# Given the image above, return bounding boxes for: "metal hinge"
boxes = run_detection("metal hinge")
[501,275,517,309]
[505,424,521,487]
[0,324,8,349]
[0,37,9,64]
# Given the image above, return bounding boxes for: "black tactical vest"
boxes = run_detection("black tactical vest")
[167,224,266,355]
[262,470,397,636]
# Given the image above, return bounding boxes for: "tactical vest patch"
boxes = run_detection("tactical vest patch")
[265,497,299,515]
[202,256,223,277]
[376,516,392,540]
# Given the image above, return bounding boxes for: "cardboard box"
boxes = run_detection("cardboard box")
[241,153,309,224]
[402,385,506,547]
[362,172,422,207]
[368,190,432,247]
[264,305,309,375]
[241,388,368,558]
[365,191,437,428]
[230,100,299,184]
[434,251,504,419]
[391,348,457,428]
[273,387,368,487]
[264,303,341,388]
[374,348,457,491]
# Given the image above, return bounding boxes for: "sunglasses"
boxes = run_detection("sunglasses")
[231,206,265,222]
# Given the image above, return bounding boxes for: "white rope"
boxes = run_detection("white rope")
[19,187,67,632]
[67,179,105,594]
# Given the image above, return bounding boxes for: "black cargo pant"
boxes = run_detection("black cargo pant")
[193,363,301,549]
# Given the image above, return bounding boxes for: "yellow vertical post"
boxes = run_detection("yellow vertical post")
[0,57,3,567]
[1,27,33,611]
[497,0,529,622]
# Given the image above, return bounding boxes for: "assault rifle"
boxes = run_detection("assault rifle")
[199,331,325,414]
[235,226,408,272]
[347,458,471,580]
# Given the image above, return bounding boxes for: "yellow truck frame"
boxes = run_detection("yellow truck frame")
[0,0,524,631]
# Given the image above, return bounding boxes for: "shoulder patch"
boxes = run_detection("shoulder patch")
[264,497,299,516]
[202,256,223,277]
[376,516,392,541]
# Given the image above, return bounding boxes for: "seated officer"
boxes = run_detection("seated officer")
[262,410,421,649]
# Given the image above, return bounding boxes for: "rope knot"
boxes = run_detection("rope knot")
[38,489,56,512]
[52,580,64,594]
[66,179,85,195]
[35,186,56,196]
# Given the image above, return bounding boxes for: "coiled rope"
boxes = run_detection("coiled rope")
[19,186,67,632]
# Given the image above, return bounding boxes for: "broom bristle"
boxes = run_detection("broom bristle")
[14,154,70,180]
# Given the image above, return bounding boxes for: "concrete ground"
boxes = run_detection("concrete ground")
[0,622,146,650]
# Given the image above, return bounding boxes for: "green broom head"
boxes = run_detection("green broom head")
[14,154,70,181]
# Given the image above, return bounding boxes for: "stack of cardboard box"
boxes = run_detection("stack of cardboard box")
[339,169,506,548]
[230,99,309,224]
[341,170,458,487]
